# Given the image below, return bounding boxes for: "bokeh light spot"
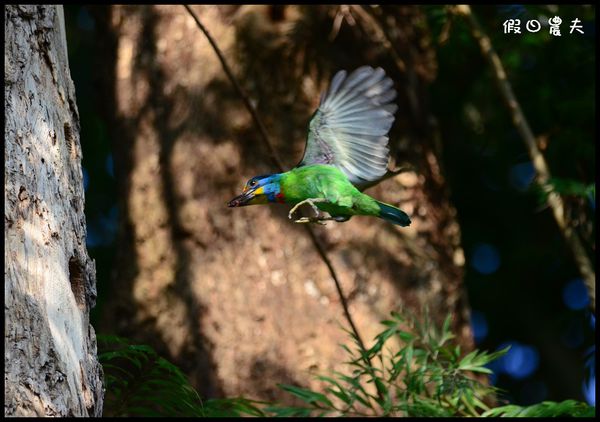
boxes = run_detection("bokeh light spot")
[471,243,501,275]
[471,310,489,344]
[82,167,90,192]
[497,341,540,380]
[86,206,119,248]
[106,154,114,178]
[583,375,595,406]
[562,278,590,310]
[509,161,536,191]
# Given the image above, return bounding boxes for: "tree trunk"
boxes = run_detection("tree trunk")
[4,5,103,416]
[98,4,473,402]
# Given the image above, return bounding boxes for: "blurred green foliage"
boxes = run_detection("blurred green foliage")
[98,312,594,417]
[99,335,268,417]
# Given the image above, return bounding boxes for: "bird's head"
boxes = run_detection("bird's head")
[228,174,283,207]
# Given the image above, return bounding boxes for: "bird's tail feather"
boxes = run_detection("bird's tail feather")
[376,201,411,227]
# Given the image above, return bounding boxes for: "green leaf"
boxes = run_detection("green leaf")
[482,400,595,417]
[278,384,334,408]
[263,406,314,417]
[317,376,352,405]
[458,346,510,374]
[533,178,595,205]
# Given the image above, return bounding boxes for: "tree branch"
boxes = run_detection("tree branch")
[455,4,595,311]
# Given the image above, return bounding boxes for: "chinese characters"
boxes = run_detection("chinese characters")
[503,16,585,36]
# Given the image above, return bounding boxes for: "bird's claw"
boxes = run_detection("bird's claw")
[288,198,326,220]
[293,217,327,225]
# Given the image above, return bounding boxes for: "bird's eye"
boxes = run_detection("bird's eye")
[249,180,257,187]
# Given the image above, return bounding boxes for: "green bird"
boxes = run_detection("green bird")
[228,66,411,227]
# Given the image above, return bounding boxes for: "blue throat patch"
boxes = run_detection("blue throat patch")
[262,174,282,203]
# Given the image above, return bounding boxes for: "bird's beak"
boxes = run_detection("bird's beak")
[228,191,253,207]
[227,187,265,207]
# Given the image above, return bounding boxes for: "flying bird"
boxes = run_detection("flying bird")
[228,66,411,227]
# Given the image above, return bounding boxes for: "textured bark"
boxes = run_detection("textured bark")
[4,5,103,416]
[98,4,473,402]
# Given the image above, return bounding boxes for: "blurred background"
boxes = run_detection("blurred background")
[63,5,595,408]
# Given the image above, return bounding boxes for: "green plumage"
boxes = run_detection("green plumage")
[281,164,379,214]
[228,66,411,227]
[280,165,410,226]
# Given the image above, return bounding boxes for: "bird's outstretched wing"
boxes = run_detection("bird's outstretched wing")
[298,66,397,185]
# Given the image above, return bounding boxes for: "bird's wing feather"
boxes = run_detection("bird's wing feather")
[298,66,397,185]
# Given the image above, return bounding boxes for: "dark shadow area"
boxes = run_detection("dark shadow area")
[247,357,307,404]
[136,6,223,398]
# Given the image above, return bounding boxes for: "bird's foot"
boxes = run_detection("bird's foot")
[293,216,327,225]
[288,198,329,220]
[293,214,348,225]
